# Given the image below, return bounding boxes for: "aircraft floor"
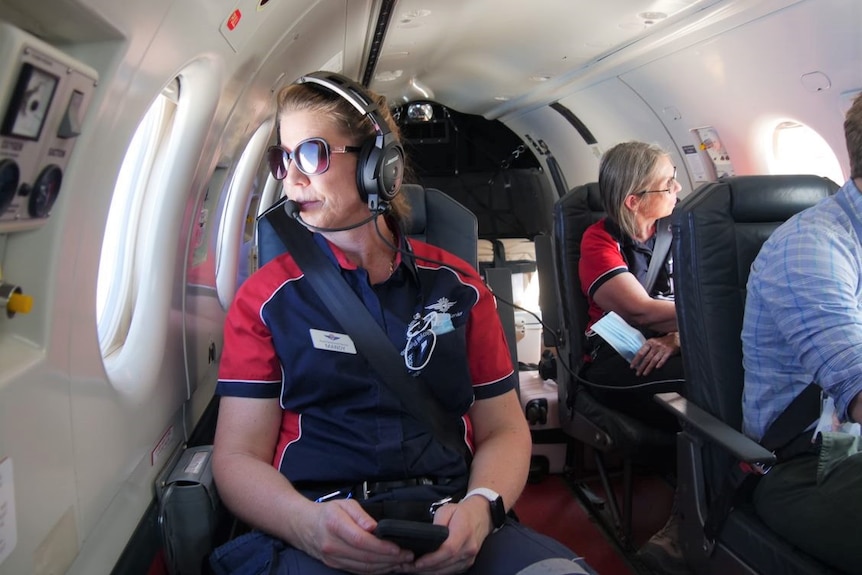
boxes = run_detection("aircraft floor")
[514,470,675,575]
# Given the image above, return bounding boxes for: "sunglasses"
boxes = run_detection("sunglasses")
[266,137,361,179]
[639,166,678,195]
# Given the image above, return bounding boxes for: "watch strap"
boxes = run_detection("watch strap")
[463,487,506,529]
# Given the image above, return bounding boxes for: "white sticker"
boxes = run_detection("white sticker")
[184,451,210,476]
[309,329,357,354]
[0,458,17,565]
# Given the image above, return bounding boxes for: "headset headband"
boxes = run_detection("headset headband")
[296,71,391,139]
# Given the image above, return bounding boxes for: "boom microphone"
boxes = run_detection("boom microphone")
[284,199,386,232]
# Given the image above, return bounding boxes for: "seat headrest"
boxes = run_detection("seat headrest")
[401,184,427,235]
[583,181,603,213]
[724,174,839,222]
[559,182,603,215]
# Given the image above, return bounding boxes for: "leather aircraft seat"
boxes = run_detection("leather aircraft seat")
[658,174,842,574]
[549,182,675,547]
[258,184,478,270]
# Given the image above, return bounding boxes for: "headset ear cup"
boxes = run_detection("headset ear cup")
[379,142,405,202]
[356,138,377,203]
[356,138,405,203]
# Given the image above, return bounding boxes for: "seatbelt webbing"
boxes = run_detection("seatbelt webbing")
[642,216,672,294]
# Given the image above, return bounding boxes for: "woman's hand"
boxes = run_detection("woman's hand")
[297,498,415,574]
[630,332,680,377]
[402,496,492,574]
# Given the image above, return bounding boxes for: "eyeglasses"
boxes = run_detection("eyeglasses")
[638,167,678,195]
[266,137,361,179]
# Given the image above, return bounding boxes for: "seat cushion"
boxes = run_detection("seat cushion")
[722,504,844,575]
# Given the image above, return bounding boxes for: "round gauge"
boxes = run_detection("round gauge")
[0,159,20,216]
[29,164,63,218]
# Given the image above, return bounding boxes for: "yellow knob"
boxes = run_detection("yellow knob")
[8,292,33,314]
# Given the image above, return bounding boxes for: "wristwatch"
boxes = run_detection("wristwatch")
[463,487,506,530]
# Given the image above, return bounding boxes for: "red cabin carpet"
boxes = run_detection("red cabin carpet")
[514,472,674,575]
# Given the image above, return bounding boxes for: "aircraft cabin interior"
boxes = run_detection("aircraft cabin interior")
[0,0,859,574]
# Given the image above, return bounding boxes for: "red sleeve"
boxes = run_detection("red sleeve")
[216,259,293,398]
[578,219,628,330]
[466,277,517,399]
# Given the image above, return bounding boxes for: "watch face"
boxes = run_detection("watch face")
[490,495,506,529]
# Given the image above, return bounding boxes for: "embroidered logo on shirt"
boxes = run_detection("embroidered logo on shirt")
[403,307,458,373]
[309,329,357,354]
[427,297,456,313]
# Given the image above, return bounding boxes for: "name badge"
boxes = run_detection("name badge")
[309,329,357,354]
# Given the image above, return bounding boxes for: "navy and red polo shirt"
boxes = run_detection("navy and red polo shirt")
[216,231,516,489]
[578,217,672,334]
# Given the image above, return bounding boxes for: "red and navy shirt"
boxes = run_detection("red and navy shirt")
[578,217,672,335]
[217,231,516,489]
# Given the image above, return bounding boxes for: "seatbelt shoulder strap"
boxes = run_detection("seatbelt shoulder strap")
[642,216,672,294]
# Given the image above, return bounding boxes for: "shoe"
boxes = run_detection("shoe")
[636,513,692,575]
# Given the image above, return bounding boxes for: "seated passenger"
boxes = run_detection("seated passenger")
[578,141,688,575]
[209,71,595,575]
[578,141,684,431]
[741,93,862,573]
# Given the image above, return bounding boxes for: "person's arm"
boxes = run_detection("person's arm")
[212,395,413,573]
[413,390,530,574]
[463,389,532,516]
[580,222,677,333]
[593,272,678,333]
[212,396,310,541]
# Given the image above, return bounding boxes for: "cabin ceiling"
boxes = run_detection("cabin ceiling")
[366,0,725,117]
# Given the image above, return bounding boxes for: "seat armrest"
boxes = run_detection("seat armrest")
[654,392,776,466]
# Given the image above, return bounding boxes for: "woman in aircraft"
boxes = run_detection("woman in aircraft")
[579,141,684,423]
[208,71,595,575]
[578,141,688,574]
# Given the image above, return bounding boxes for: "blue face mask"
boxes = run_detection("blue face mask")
[588,311,646,363]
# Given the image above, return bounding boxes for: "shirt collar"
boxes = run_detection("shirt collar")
[603,217,656,251]
[311,217,420,284]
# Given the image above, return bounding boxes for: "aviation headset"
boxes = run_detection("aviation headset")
[294,71,405,212]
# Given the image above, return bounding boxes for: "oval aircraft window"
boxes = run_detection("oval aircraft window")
[97,81,179,356]
[770,120,844,185]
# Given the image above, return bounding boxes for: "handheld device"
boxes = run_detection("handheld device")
[373,519,449,556]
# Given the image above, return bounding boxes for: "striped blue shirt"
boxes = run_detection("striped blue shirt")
[742,179,862,441]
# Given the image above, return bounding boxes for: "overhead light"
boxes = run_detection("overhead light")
[638,11,668,25]
[407,102,434,122]
[530,74,551,82]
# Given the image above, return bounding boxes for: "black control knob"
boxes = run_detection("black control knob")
[0,159,20,216]
[29,164,62,218]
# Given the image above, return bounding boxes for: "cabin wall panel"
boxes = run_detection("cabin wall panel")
[507,79,694,197]
[620,0,860,179]
[0,364,76,575]
[504,107,600,192]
